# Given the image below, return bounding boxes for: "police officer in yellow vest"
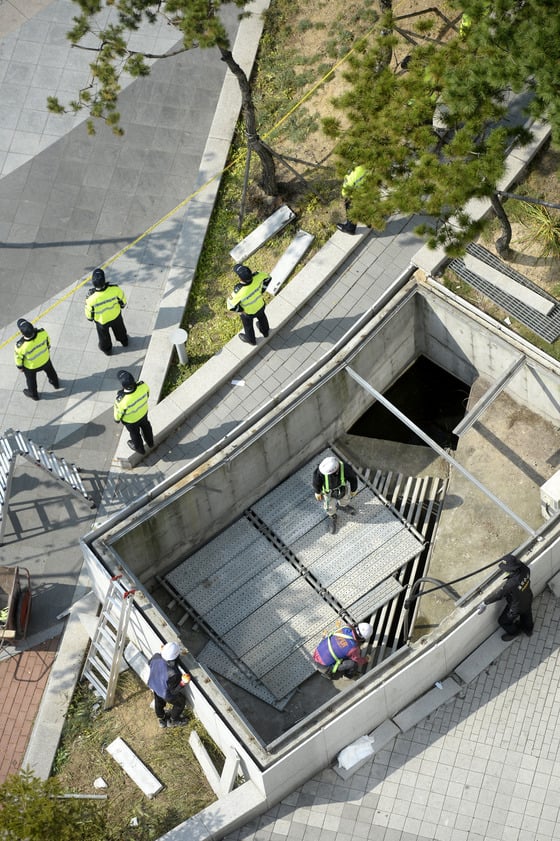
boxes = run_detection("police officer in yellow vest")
[227,263,271,346]
[337,164,367,235]
[14,318,60,401]
[85,268,128,356]
[114,369,154,455]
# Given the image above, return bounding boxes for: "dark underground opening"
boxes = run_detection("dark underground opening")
[349,355,471,450]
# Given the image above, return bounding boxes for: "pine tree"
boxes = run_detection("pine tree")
[455,0,560,137]
[0,769,106,841]
[327,5,556,255]
[48,0,278,195]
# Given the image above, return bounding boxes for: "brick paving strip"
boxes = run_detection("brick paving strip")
[0,635,60,784]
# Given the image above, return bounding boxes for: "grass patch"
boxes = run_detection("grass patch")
[163,0,383,395]
[53,672,216,841]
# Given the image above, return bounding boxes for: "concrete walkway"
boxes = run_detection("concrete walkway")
[1,4,559,841]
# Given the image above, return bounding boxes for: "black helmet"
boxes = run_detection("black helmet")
[17,318,36,339]
[92,268,107,290]
[498,553,520,573]
[117,369,136,391]
[233,264,253,283]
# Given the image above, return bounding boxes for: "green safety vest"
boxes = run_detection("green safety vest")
[227,272,270,315]
[342,165,367,198]
[322,461,345,495]
[14,328,51,370]
[114,382,150,424]
[85,284,127,325]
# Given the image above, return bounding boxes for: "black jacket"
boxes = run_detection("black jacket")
[312,460,358,497]
[485,560,533,616]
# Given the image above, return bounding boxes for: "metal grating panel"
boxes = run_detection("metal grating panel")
[242,602,337,678]
[345,577,403,620]
[164,449,425,704]
[165,519,264,594]
[183,543,281,615]
[223,577,326,657]
[251,455,328,544]
[449,243,560,343]
[198,641,294,710]
[204,561,300,635]
[328,531,421,604]
[259,643,319,697]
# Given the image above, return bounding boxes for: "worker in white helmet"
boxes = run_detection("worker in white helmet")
[147,641,190,728]
[312,455,358,534]
[313,622,373,679]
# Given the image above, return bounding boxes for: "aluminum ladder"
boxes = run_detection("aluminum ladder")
[0,429,96,545]
[82,576,136,710]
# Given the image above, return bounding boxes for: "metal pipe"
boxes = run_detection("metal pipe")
[402,576,460,642]
[345,366,537,537]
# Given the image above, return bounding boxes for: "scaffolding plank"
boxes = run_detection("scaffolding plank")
[229,204,296,262]
[198,641,295,709]
[259,644,318,698]
[328,532,421,604]
[243,602,337,678]
[183,540,282,615]
[267,230,315,295]
[345,577,403,620]
[223,578,326,657]
[204,561,300,635]
[165,519,263,595]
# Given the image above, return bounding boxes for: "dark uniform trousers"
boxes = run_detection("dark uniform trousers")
[124,413,154,454]
[240,306,269,345]
[23,360,59,399]
[96,313,128,354]
[498,604,534,637]
[153,689,186,723]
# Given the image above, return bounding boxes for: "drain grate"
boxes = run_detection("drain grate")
[449,243,560,342]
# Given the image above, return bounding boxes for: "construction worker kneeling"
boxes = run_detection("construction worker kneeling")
[313,623,373,679]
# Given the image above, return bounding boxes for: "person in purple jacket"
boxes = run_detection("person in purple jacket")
[313,623,373,679]
[147,642,189,728]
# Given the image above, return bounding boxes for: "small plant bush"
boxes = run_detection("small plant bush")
[514,201,560,258]
[0,769,107,841]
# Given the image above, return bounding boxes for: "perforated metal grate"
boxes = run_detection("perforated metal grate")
[204,562,300,635]
[223,577,327,657]
[347,577,404,620]
[165,450,423,702]
[165,519,264,595]
[242,602,336,678]
[259,644,318,698]
[198,641,295,710]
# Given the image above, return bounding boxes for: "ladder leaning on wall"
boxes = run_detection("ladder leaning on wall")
[82,576,136,710]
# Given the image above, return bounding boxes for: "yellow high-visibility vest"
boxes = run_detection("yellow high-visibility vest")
[14,329,51,370]
[114,382,150,423]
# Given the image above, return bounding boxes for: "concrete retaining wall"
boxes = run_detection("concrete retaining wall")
[110,289,418,582]
[420,281,560,424]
